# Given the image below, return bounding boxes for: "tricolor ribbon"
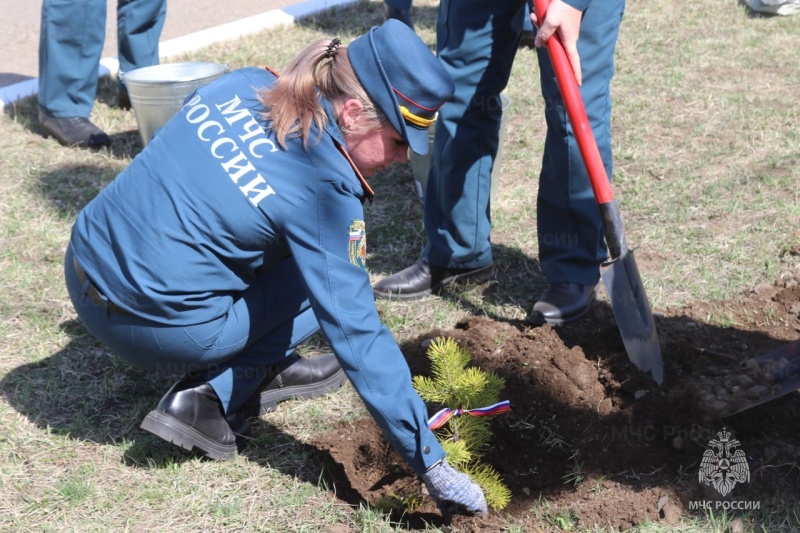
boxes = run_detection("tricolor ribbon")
[427,400,511,431]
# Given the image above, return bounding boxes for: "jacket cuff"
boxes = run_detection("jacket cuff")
[411,428,446,476]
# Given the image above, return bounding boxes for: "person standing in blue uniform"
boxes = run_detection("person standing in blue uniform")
[38,0,166,148]
[64,20,487,518]
[373,0,625,327]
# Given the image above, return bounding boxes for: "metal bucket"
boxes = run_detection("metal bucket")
[122,62,229,146]
[410,92,511,203]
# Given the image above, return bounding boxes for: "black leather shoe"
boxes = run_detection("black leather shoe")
[384,4,414,30]
[140,377,238,460]
[527,283,597,326]
[38,111,112,148]
[239,353,348,417]
[116,85,132,110]
[373,260,495,301]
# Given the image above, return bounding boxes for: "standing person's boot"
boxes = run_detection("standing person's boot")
[384,3,414,31]
[116,83,132,110]
[372,260,495,301]
[38,110,112,148]
[526,283,598,326]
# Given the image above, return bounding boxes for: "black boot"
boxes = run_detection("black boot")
[526,283,597,326]
[116,84,132,110]
[238,353,348,417]
[140,377,238,460]
[38,110,112,148]
[372,260,495,301]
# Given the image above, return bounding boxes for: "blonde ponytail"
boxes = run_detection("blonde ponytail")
[259,38,387,149]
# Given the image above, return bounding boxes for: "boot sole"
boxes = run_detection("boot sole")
[140,410,237,460]
[42,129,111,149]
[257,367,348,415]
[373,264,496,301]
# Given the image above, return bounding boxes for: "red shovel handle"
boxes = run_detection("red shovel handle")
[532,0,628,258]
[531,0,614,206]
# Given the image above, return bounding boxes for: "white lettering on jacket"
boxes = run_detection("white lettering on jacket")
[184,93,277,207]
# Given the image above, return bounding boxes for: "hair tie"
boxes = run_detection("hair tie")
[325,38,341,59]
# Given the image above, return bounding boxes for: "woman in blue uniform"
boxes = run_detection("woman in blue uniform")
[64,20,487,518]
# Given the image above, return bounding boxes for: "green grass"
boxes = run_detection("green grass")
[2,0,799,531]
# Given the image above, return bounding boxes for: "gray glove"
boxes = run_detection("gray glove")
[422,459,488,518]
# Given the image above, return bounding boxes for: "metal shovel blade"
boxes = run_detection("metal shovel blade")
[714,340,800,418]
[601,249,664,384]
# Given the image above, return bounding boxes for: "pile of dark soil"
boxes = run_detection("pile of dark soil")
[309,266,800,531]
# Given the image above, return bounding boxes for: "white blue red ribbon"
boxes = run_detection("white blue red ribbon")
[427,400,511,430]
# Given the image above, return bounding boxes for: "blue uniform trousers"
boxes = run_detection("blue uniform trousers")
[38,0,166,117]
[424,0,624,285]
[65,244,318,415]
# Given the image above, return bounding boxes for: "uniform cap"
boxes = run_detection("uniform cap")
[347,19,454,155]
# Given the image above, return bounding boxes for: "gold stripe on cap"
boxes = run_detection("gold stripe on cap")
[400,106,436,128]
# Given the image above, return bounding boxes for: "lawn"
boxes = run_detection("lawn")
[1,0,799,531]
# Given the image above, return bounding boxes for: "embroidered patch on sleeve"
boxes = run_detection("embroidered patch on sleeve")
[348,220,367,269]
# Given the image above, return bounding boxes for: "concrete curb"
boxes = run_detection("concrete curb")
[0,0,358,111]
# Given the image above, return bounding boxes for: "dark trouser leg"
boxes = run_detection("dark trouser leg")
[116,0,166,77]
[535,0,625,286]
[38,0,105,117]
[422,0,526,270]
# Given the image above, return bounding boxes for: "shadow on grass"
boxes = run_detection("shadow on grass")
[0,320,175,458]
[736,0,796,18]
[3,75,145,158]
[34,163,118,219]
[0,318,385,517]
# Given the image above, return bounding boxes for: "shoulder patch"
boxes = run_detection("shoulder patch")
[348,220,367,269]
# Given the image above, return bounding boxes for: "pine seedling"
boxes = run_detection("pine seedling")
[413,337,512,510]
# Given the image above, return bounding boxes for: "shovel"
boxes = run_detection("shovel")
[532,0,664,384]
[701,339,800,418]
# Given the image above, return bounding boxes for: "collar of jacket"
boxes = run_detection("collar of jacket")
[320,96,375,203]
[333,141,374,203]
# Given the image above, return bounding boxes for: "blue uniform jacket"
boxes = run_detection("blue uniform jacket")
[70,67,443,475]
